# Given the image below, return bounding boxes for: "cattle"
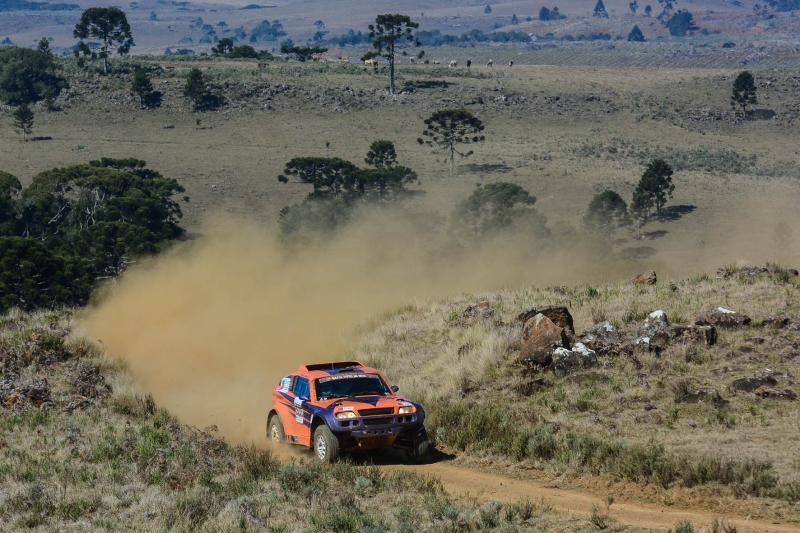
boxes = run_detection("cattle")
[311,55,325,62]
[486,59,493,67]
[423,59,429,64]
[432,60,441,64]
[365,59,378,67]
[338,56,349,61]
[409,57,415,63]
[258,62,268,68]
[165,66,175,70]
[466,59,472,68]
[449,60,458,67]
[508,60,514,67]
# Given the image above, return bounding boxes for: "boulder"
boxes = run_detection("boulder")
[582,321,622,355]
[731,375,778,393]
[754,387,798,401]
[551,343,598,377]
[672,325,717,346]
[520,313,569,366]
[789,269,799,277]
[461,301,494,319]
[638,310,672,347]
[631,270,657,285]
[761,315,791,329]
[695,308,751,328]
[517,306,575,335]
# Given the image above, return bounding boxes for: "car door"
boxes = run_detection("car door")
[274,375,296,441]
[289,376,312,446]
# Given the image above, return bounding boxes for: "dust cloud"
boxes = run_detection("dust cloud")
[82,202,797,444]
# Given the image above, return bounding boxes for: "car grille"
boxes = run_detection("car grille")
[362,417,393,426]
[358,408,394,417]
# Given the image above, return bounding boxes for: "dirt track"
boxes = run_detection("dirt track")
[392,463,799,533]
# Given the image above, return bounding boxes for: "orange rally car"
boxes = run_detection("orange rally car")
[267,361,429,463]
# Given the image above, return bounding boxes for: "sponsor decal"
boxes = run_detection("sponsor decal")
[318,373,381,383]
[279,377,291,392]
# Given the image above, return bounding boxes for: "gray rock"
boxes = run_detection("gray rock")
[552,343,598,377]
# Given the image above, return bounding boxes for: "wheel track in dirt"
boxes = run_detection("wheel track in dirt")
[387,462,799,533]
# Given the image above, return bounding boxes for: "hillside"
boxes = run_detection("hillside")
[2,264,799,531]
[3,57,800,277]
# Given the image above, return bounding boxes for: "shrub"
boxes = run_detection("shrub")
[0,46,67,105]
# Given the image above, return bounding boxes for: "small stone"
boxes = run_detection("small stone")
[631,270,657,285]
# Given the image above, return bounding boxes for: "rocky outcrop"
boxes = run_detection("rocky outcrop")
[672,325,717,346]
[638,310,672,348]
[461,302,494,319]
[631,270,657,285]
[520,313,569,366]
[517,306,575,335]
[582,321,622,355]
[695,308,751,328]
[754,387,797,401]
[551,343,598,377]
[731,375,778,392]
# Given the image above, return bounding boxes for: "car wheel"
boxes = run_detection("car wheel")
[313,425,340,463]
[405,426,429,464]
[268,414,285,446]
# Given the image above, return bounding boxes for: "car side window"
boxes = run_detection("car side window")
[294,377,310,399]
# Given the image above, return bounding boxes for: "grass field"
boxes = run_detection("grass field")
[2,55,799,277]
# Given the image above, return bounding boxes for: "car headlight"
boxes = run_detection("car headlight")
[398,406,414,414]
[335,411,357,419]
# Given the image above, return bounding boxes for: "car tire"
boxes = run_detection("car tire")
[405,426,429,464]
[313,425,340,463]
[268,414,285,446]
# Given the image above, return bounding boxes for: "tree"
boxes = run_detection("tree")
[0,171,22,236]
[418,109,485,175]
[150,11,157,21]
[484,5,492,13]
[540,6,566,20]
[594,0,609,17]
[73,7,133,74]
[630,188,651,237]
[0,46,67,105]
[452,182,547,239]
[369,14,421,96]
[630,0,639,13]
[644,4,652,15]
[279,43,328,61]
[12,103,34,141]
[511,13,519,24]
[365,140,397,168]
[183,68,210,109]
[36,37,52,56]
[731,71,756,118]
[314,20,325,29]
[628,25,645,41]
[584,190,630,240]
[665,9,697,36]
[130,69,154,107]
[633,158,674,218]
[212,37,234,54]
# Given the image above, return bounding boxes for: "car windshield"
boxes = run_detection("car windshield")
[315,374,391,400]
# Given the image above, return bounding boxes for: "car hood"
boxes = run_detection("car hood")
[316,395,420,413]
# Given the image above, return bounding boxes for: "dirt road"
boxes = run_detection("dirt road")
[393,463,798,533]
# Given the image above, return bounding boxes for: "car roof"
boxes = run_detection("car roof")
[293,361,382,380]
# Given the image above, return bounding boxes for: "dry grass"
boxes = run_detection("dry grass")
[353,266,800,516]
[1,308,669,532]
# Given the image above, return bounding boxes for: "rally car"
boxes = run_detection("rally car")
[267,361,429,463]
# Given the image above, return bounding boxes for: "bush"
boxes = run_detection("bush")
[0,46,67,105]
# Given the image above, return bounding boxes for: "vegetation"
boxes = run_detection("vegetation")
[368,14,421,96]
[452,182,547,240]
[628,25,646,42]
[584,190,630,240]
[249,19,286,42]
[415,29,532,46]
[277,142,418,236]
[539,6,567,20]
[418,109,485,175]
[731,71,757,117]
[594,0,609,18]
[130,69,155,107]
[280,43,328,62]
[183,67,217,110]
[73,7,133,74]
[665,10,698,37]
[0,159,185,312]
[0,46,67,105]
[11,103,34,141]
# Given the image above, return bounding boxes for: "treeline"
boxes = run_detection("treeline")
[0,159,186,312]
[323,28,532,48]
